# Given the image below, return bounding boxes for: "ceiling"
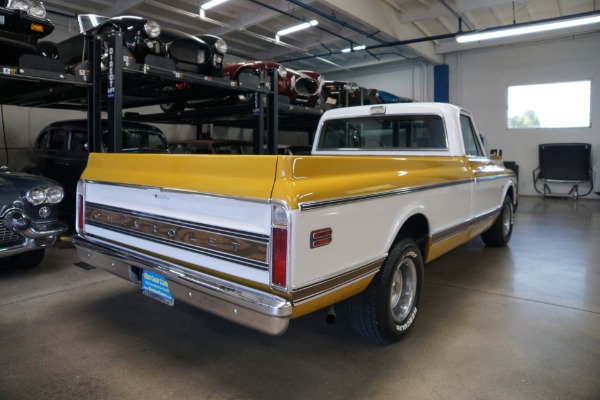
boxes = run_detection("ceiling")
[43,0,600,74]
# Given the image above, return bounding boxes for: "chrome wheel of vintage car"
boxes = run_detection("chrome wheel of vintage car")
[349,237,423,343]
[390,256,417,323]
[481,195,514,247]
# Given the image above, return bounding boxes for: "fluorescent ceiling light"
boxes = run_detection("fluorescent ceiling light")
[277,20,318,36]
[201,0,229,10]
[456,13,600,43]
[341,45,366,53]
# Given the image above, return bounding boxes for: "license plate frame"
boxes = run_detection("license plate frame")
[141,270,174,306]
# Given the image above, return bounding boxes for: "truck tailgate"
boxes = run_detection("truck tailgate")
[78,153,280,285]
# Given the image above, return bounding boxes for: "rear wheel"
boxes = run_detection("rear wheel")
[349,238,424,343]
[481,196,514,247]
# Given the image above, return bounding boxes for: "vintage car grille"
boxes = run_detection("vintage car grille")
[0,221,21,245]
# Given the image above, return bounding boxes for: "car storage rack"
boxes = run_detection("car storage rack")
[0,31,323,155]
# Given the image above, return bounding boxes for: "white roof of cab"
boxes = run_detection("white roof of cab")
[320,102,467,120]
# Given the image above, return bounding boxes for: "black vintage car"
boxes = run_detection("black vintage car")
[0,0,54,65]
[54,14,227,75]
[321,81,383,108]
[0,167,66,270]
[23,119,168,222]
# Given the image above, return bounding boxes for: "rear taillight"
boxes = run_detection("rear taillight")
[76,194,85,233]
[76,181,85,233]
[272,227,287,288]
[271,205,289,290]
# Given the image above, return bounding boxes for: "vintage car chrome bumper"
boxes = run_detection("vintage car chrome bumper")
[72,235,292,336]
[3,209,67,239]
[0,211,67,257]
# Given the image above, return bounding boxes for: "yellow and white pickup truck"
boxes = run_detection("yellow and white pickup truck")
[73,102,517,343]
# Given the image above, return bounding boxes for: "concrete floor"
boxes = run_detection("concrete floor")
[1,196,599,400]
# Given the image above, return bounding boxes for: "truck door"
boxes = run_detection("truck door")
[460,113,501,235]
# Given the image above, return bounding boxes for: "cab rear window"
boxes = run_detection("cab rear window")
[318,115,447,151]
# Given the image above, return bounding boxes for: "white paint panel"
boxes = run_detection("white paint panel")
[288,181,474,289]
[85,182,272,235]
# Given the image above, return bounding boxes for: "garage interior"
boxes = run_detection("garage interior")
[1,0,599,399]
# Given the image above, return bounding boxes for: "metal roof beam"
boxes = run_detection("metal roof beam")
[316,0,443,63]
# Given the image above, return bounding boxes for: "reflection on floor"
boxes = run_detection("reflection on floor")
[1,196,599,399]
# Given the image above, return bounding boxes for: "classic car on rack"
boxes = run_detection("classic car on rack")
[376,90,414,104]
[224,61,324,107]
[160,60,324,112]
[0,0,54,66]
[321,81,384,108]
[53,14,227,75]
[23,119,168,223]
[0,166,66,270]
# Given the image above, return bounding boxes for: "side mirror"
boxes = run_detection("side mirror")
[490,149,503,163]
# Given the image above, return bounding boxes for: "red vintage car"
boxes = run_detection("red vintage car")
[223,61,324,107]
[159,61,324,112]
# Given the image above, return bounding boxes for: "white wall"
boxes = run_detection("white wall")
[445,32,600,199]
[325,32,599,199]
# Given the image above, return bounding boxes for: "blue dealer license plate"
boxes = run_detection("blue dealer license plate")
[141,270,174,306]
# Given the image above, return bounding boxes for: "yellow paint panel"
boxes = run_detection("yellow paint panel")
[425,230,472,263]
[273,155,471,209]
[82,153,279,200]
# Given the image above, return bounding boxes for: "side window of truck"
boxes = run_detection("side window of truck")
[460,114,484,157]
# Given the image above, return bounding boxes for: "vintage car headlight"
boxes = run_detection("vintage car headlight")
[277,65,288,79]
[7,0,46,18]
[46,186,64,204]
[27,188,47,205]
[26,186,63,205]
[28,1,46,18]
[8,0,29,11]
[346,83,360,93]
[214,38,227,54]
[144,20,161,39]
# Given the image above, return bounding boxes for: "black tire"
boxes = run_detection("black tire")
[349,238,424,343]
[159,84,185,112]
[481,196,514,247]
[7,249,46,270]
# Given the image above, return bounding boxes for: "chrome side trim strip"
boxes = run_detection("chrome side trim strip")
[83,179,272,205]
[432,207,500,244]
[475,173,515,183]
[299,179,473,211]
[73,235,292,336]
[292,259,384,304]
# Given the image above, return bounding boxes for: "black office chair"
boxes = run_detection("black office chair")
[533,143,593,199]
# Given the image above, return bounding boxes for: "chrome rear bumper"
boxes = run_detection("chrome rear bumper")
[72,235,292,336]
